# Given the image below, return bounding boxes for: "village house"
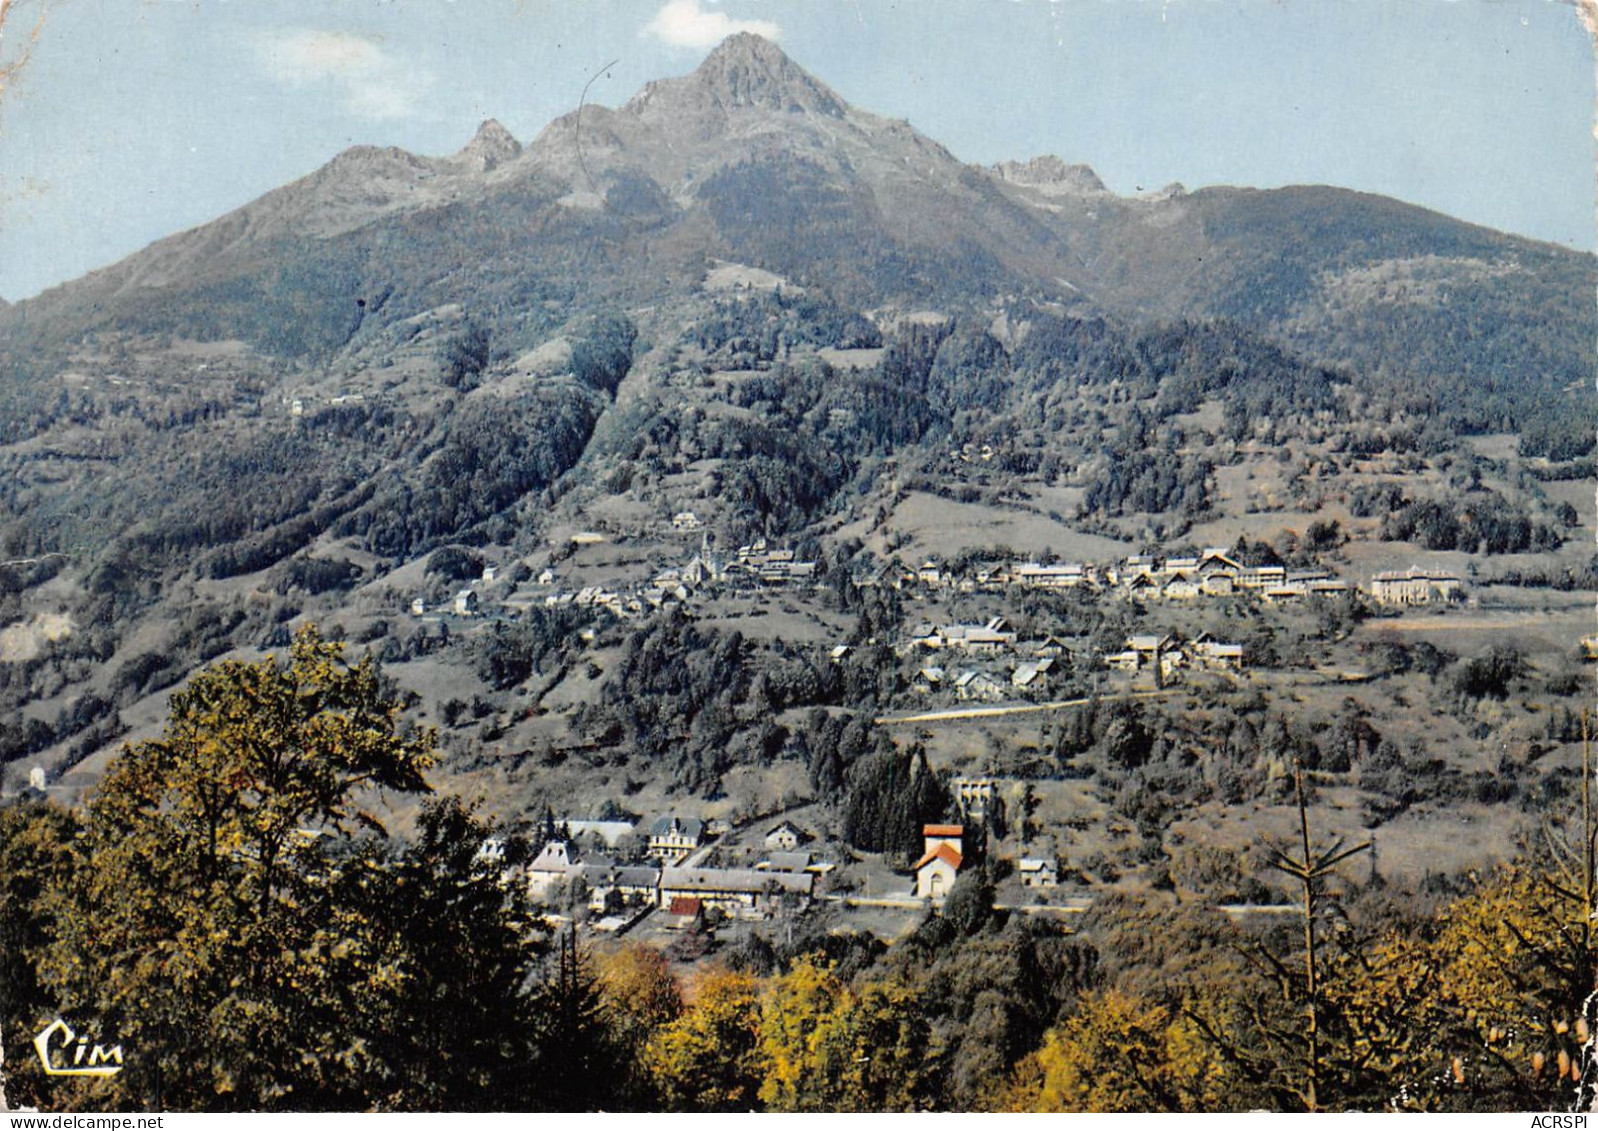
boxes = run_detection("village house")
[640,585,687,610]
[565,857,619,894]
[658,865,813,917]
[1189,637,1246,672]
[1121,572,1161,601]
[665,896,705,930]
[1013,562,1094,590]
[757,559,818,584]
[973,563,1012,589]
[889,561,920,589]
[912,666,946,695]
[648,816,707,864]
[680,555,718,587]
[1209,644,1245,670]
[574,863,663,912]
[1011,657,1056,691]
[671,511,702,532]
[1255,570,1347,601]
[758,851,813,874]
[1237,565,1287,590]
[1034,635,1071,658]
[1287,568,1333,587]
[1198,547,1243,573]
[731,539,818,585]
[575,862,663,912]
[1129,634,1171,663]
[1118,554,1159,582]
[410,597,427,616]
[453,589,479,615]
[764,820,810,853]
[735,540,783,567]
[1161,573,1201,601]
[940,617,1017,653]
[577,590,611,611]
[1107,634,1173,676]
[612,865,663,902]
[1105,647,1142,673]
[914,824,965,900]
[954,670,1004,702]
[527,841,579,900]
[1018,857,1059,888]
[951,777,998,821]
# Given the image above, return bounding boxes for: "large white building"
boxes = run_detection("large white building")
[1370,567,1464,606]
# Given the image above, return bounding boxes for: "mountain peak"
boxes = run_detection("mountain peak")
[626,33,845,119]
[993,156,1107,195]
[456,119,522,172]
[699,31,789,68]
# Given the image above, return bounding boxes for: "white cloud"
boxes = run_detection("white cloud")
[643,0,781,49]
[260,30,385,83]
[255,30,431,121]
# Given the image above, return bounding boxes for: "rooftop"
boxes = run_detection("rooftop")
[913,843,963,872]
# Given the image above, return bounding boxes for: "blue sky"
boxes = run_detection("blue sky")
[0,0,1591,301]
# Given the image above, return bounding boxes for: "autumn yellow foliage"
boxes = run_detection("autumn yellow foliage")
[998,988,1236,1112]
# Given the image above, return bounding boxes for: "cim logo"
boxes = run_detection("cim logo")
[32,1018,124,1077]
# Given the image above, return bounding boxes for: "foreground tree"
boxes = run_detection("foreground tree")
[757,959,936,1112]
[37,628,545,1111]
[1000,989,1240,1112]
[596,944,684,1107]
[1324,730,1598,1111]
[526,926,618,1111]
[0,800,78,1110]
[352,797,545,1110]
[644,968,766,1111]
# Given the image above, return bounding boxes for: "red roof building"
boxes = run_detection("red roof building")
[666,896,704,929]
[915,824,965,900]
